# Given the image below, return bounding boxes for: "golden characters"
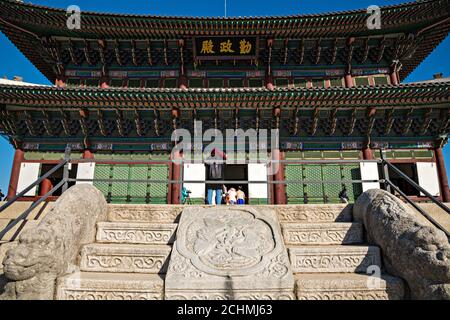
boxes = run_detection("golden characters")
[240,39,252,54]
[200,40,215,54]
[220,40,235,53]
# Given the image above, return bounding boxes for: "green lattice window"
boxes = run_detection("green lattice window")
[312,79,325,88]
[145,79,160,88]
[164,78,178,88]
[275,78,289,87]
[248,78,263,88]
[128,79,141,88]
[293,78,308,88]
[354,77,370,86]
[330,78,344,87]
[93,164,169,204]
[67,78,80,86]
[373,76,389,85]
[208,78,224,88]
[85,79,99,87]
[110,79,124,87]
[229,79,244,88]
[285,163,362,204]
[189,78,204,88]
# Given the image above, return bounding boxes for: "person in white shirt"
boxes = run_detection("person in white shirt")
[227,188,237,205]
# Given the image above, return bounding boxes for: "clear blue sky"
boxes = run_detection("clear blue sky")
[0,0,449,194]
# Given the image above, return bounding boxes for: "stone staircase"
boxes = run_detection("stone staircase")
[278,204,404,300]
[56,205,182,300]
[53,203,405,300]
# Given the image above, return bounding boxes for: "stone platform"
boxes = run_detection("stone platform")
[165,206,295,300]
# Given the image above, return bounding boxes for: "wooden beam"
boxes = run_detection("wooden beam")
[298,39,304,65]
[402,108,414,135]
[153,108,160,136]
[60,109,70,136]
[376,37,386,63]
[329,108,338,136]
[146,39,153,66]
[347,109,357,136]
[366,107,376,136]
[314,38,322,65]
[83,39,92,65]
[310,107,319,136]
[23,111,36,136]
[420,108,432,135]
[97,110,107,136]
[330,38,338,65]
[41,110,53,136]
[114,40,122,66]
[385,109,395,135]
[79,108,89,137]
[134,109,143,136]
[68,39,77,65]
[115,109,124,137]
[131,40,138,66]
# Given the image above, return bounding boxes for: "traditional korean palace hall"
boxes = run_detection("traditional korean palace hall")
[0,0,449,206]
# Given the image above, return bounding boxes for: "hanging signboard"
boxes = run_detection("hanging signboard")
[193,36,259,60]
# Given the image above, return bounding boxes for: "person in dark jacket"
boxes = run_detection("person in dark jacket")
[205,148,226,205]
[0,189,4,201]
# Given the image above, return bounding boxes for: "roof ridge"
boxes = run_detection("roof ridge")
[0,0,442,20]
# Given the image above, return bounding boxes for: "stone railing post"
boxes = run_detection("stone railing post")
[354,189,450,300]
[0,184,107,300]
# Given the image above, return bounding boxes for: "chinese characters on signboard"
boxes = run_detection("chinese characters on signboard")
[194,37,258,60]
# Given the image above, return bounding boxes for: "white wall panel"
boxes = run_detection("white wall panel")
[360,162,380,192]
[76,162,96,185]
[417,162,440,196]
[17,163,41,196]
[248,163,268,199]
[183,163,206,198]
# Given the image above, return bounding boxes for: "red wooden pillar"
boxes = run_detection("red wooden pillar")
[345,74,354,88]
[362,147,374,160]
[39,179,53,197]
[179,75,188,90]
[266,75,275,90]
[171,151,182,205]
[390,71,399,86]
[82,149,94,159]
[55,77,66,88]
[273,149,286,205]
[435,147,450,202]
[7,148,25,200]
[100,76,109,89]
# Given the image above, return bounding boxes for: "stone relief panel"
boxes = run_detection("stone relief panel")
[165,207,294,300]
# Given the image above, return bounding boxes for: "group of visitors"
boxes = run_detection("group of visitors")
[205,148,246,206]
[222,185,246,205]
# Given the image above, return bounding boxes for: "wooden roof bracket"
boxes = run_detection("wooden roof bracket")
[114,40,122,66]
[60,109,71,136]
[97,110,107,136]
[146,39,153,66]
[83,39,92,65]
[41,110,53,136]
[68,39,77,65]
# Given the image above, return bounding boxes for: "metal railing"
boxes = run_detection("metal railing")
[380,152,450,237]
[1,148,449,241]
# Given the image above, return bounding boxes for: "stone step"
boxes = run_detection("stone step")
[80,244,172,274]
[107,205,184,223]
[96,222,178,245]
[269,204,353,223]
[289,246,381,273]
[56,272,164,300]
[295,273,404,300]
[282,223,364,245]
